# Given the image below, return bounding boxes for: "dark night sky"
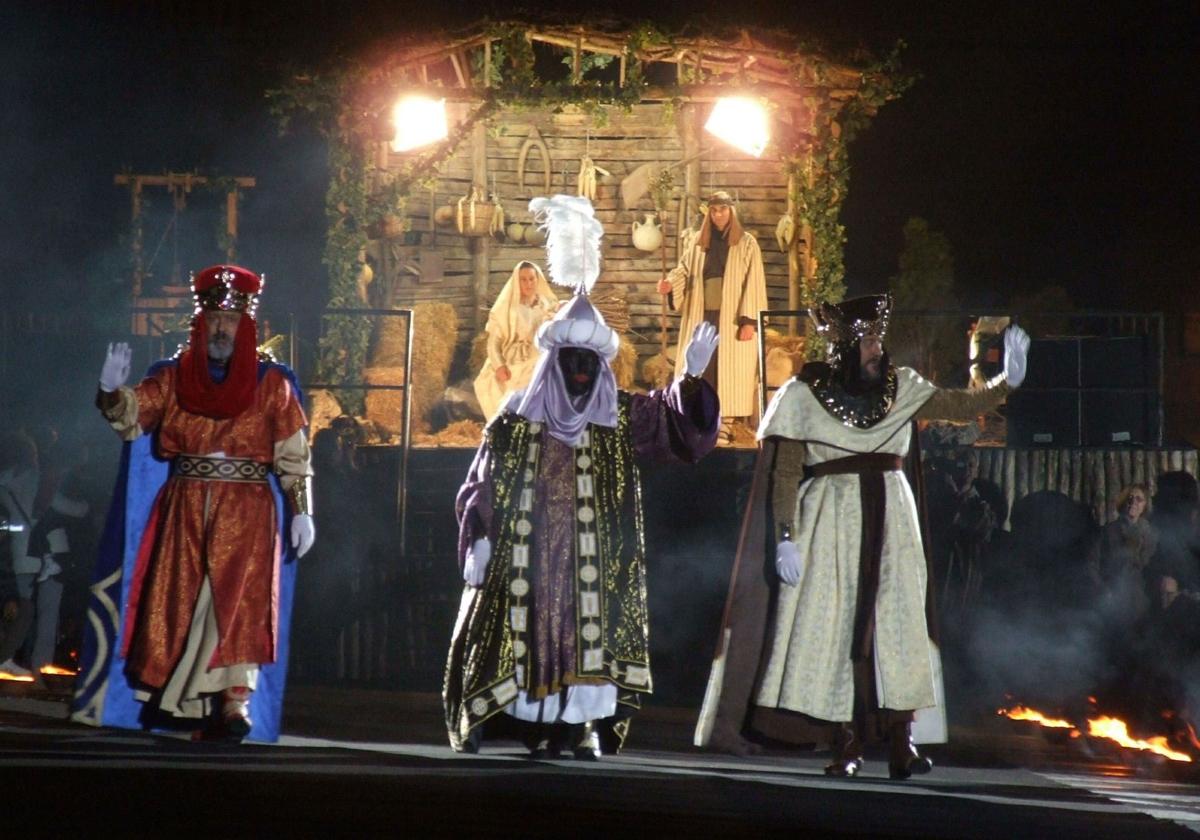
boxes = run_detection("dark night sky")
[3,1,1197,314]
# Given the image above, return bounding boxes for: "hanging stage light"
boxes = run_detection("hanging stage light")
[704,97,770,158]
[391,96,449,152]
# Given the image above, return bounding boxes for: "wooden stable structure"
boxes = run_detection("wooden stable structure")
[357,22,884,374]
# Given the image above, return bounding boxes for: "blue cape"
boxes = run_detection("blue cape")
[70,360,303,743]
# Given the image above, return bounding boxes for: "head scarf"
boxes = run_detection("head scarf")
[485,261,557,347]
[509,295,619,447]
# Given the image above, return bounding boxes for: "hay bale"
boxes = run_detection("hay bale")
[640,350,675,391]
[764,328,806,387]
[370,313,410,367]
[414,419,485,448]
[467,331,490,376]
[611,336,639,390]
[764,327,806,355]
[410,302,458,434]
[363,366,407,435]
[307,389,344,437]
[766,347,803,387]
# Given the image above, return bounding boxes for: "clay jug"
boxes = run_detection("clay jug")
[631,212,663,252]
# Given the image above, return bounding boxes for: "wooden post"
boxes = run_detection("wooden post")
[471,121,490,329]
[572,35,582,84]
[786,169,800,336]
[131,177,144,298]
[484,40,492,88]
[225,188,239,261]
[678,104,702,264]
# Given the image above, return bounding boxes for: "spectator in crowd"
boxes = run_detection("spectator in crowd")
[23,459,91,678]
[1088,483,1157,622]
[0,548,34,678]
[1147,471,1200,597]
[0,431,38,676]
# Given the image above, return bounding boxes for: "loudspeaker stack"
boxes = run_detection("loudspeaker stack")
[1007,336,1161,447]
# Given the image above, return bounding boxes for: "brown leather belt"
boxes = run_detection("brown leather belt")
[811,453,903,477]
[811,452,904,662]
[174,454,269,483]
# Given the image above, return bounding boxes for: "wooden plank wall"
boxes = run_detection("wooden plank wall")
[379,102,793,378]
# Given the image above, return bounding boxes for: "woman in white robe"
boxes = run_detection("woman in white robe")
[474,261,557,421]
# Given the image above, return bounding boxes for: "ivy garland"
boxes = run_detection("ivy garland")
[270,24,908,400]
[785,41,914,356]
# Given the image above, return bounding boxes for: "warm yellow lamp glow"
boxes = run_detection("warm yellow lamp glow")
[704,97,770,157]
[391,96,448,152]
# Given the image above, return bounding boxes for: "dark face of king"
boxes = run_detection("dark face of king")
[558,347,600,398]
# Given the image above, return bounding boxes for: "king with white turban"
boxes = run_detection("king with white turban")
[445,195,721,759]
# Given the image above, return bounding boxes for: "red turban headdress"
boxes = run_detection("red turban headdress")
[176,265,264,419]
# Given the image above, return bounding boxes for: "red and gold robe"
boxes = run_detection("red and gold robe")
[103,364,308,689]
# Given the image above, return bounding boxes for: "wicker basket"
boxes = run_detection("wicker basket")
[457,203,497,237]
[455,191,497,238]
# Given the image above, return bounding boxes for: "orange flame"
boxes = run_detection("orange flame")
[1000,704,1194,762]
[998,706,1074,728]
[0,671,33,683]
[39,665,76,676]
[1087,717,1192,763]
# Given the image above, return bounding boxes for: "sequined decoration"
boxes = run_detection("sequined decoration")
[573,429,605,675]
[507,422,542,690]
[809,365,899,429]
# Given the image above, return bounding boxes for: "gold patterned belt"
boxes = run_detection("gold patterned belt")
[174,454,269,483]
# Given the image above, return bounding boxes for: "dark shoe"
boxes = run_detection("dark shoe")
[824,756,864,777]
[461,726,483,754]
[571,722,601,761]
[888,722,933,780]
[824,724,863,777]
[526,724,566,759]
[219,686,252,741]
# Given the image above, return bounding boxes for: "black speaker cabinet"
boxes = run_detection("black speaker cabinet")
[1007,389,1080,446]
[1081,390,1160,446]
[1023,339,1080,389]
[1080,335,1156,389]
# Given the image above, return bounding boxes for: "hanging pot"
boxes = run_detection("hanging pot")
[631,212,663,252]
[506,223,527,242]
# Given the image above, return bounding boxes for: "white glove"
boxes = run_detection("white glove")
[290,513,316,558]
[1004,325,1031,388]
[37,555,62,584]
[464,537,491,587]
[99,342,132,392]
[776,540,802,586]
[683,322,720,378]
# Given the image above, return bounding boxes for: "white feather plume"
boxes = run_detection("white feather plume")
[529,194,603,294]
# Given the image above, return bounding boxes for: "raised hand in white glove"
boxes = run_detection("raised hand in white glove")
[684,321,720,378]
[464,537,491,587]
[776,540,802,586]
[1004,325,1031,389]
[290,513,316,558]
[99,342,133,392]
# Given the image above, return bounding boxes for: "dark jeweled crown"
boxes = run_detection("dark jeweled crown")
[192,265,263,317]
[810,293,893,343]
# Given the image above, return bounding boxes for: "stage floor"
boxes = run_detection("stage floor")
[3,693,1199,838]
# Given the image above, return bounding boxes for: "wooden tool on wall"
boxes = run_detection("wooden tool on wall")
[517,126,551,195]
